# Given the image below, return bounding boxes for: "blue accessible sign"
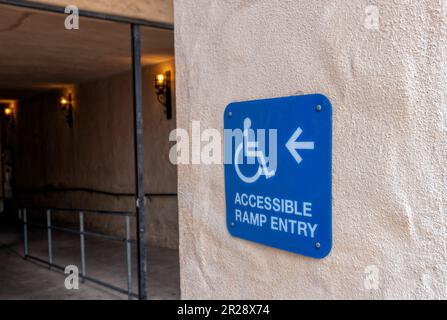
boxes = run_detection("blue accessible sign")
[224,94,332,259]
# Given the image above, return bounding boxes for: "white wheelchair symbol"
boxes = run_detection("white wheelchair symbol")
[234,118,276,184]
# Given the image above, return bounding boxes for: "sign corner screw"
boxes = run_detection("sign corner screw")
[316,105,322,112]
[230,222,235,228]
[228,111,233,117]
[315,242,321,249]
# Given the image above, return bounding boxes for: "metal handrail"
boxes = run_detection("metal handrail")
[21,206,135,215]
[19,207,137,299]
[15,187,178,199]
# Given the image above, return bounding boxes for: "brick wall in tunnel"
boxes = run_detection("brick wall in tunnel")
[12,59,178,250]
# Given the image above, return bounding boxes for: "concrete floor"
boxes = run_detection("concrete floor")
[0,221,180,300]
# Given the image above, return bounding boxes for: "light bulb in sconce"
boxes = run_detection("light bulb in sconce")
[60,97,68,107]
[4,107,12,116]
[155,74,165,87]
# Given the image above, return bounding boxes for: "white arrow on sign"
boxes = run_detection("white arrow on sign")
[286,127,314,164]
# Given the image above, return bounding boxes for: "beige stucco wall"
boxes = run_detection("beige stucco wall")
[175,1,447,299]
[14,60,178,249]
[31,0,173,24]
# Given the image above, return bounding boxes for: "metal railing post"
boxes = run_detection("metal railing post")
[23,208,28,258]
[125,215,132,299]
[131,23,147,301]
[79,211,86,283]
[47,209,53,267]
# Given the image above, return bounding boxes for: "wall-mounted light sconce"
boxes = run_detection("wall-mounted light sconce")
[59,93,73,128]
[4,106,15,129]
[154,71,172,120]
[1,101,16,129]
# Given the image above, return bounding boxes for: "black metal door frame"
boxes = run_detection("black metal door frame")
[0,0,174,300]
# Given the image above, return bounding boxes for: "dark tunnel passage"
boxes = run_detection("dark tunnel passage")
[0,3,179,300]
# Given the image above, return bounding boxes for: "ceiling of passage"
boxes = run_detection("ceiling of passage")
[0,4,174,99]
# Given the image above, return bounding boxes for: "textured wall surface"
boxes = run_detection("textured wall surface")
[175,0,447,299]
[14,60,178,249]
